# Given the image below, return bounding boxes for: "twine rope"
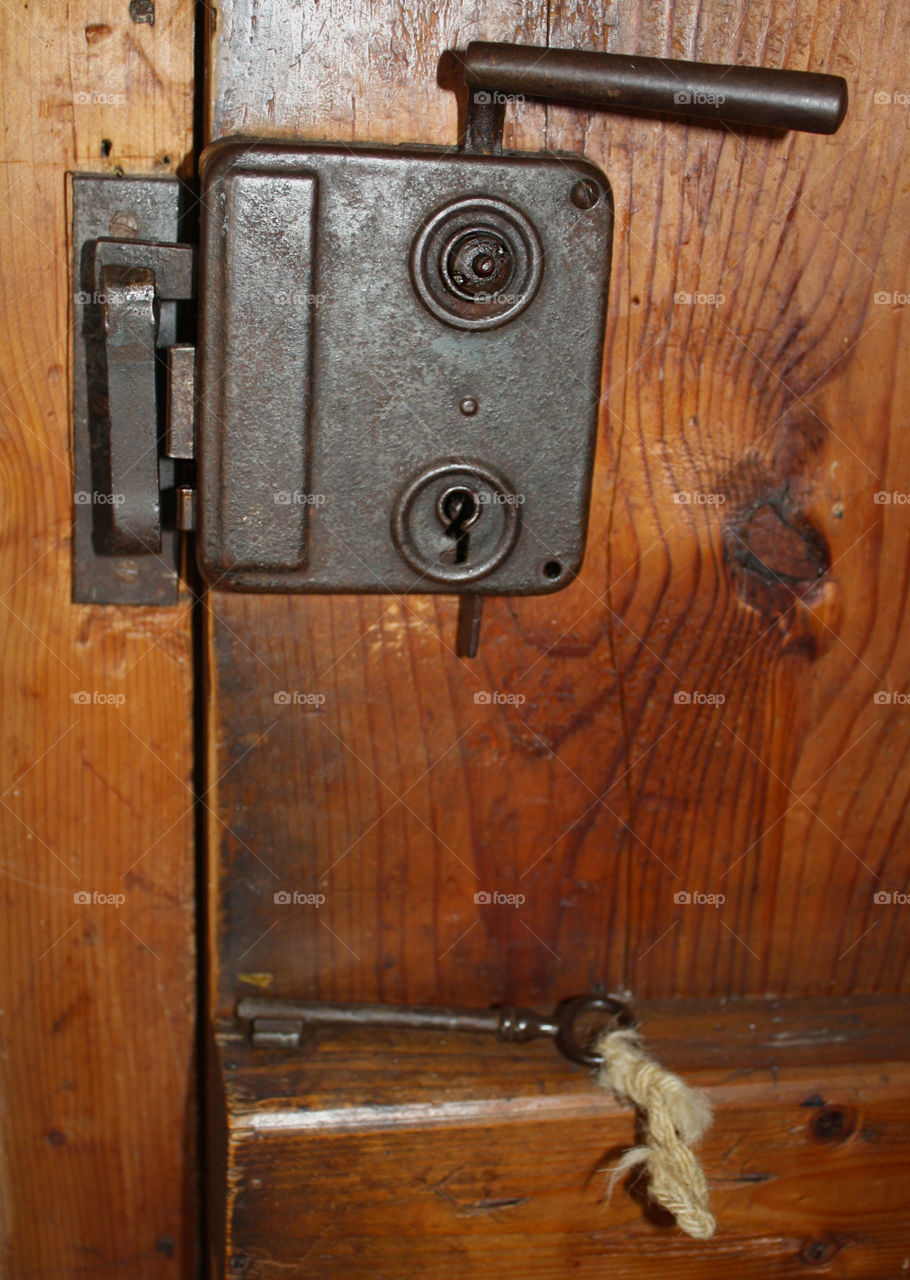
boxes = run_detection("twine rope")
[594,1026,716,1240]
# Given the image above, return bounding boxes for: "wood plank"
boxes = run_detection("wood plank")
[205,0,910,1016]
[0,1,196,1274]
[213,995,910,1277]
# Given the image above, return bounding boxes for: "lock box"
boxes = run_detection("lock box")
[195,140,613,594]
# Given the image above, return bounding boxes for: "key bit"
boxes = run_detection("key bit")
[237,992,635,1065]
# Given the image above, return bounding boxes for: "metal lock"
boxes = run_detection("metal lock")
[71,41,847,652]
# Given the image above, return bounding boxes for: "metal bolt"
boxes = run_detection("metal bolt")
[113,559,139,584]
[108,211,139,239]
[128,0,155,24]
[460,397,478,416]
[570,179,600,210]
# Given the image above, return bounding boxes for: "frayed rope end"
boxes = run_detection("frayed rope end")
[595,1027,716,1240]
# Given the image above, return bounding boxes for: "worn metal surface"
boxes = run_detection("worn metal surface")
[196,141,613,594]
[93,237,194,297]
[98,265,162,553]
[71,174,183,603]
[93,239,194,554]
[166,344,196,460]
[463,41,848,134]
[236,993,635,1065]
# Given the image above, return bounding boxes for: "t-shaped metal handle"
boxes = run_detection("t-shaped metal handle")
[462,41,847,152]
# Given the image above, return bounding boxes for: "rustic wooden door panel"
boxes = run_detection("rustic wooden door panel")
[206,0,910,1014]
[0,3,196,1274]
[202,1,910,1274]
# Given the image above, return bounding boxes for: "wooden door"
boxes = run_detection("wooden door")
[0,1,196,1275]
[4,1,910,1277]
[203,0,910,1276]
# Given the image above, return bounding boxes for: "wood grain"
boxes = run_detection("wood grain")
[213,995,910,1277]
[205,0,910,1013]
[0,1,195,1274]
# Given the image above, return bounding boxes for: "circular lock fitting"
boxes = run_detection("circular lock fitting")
[410,197,543,330]
[391,460,521,585]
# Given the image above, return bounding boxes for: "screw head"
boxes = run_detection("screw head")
[459,397,478,416]
[108,211,139,238]
[114,559,139,584]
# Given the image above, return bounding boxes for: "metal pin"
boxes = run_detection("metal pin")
[456,594,483,657]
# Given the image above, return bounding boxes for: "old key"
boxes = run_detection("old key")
[236,993,635,1065]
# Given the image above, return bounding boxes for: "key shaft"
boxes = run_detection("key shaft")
[237,993,634,1065]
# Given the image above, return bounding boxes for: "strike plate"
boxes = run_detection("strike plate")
[71,174,183,605]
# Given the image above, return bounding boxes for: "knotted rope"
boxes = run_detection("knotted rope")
[593,1026,716,1239]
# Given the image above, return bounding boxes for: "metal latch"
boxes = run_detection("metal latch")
[71,41,846,649]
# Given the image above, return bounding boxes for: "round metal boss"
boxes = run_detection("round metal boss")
[410,197,543,330]
[391,460,521,585]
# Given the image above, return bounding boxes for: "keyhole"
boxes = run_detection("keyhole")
[438,486,480,565]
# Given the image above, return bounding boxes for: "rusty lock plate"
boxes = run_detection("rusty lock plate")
[195,141,613,595]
